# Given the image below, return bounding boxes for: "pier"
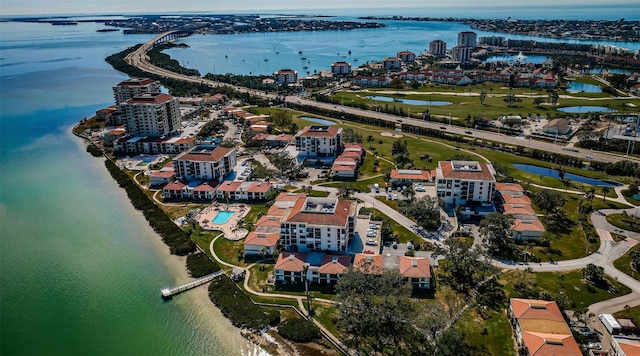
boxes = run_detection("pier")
[161,270,224,299]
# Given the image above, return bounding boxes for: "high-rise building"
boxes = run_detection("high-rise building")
[429,40,447,56]
[122,93,181,137]
[113,78,161,105]
[331,62,352,76]
[274,69,298,84]
[451,46,473,63]
[436,160,496,205]
[457,31,477,48]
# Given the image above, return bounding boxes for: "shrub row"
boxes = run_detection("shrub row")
[208,275,280,331]
[86,143,103,157]
[104,159,195,255]
[186,253,220,278]
[277,317,320,343]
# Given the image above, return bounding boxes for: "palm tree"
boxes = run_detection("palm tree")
[602,186,610,202]
[420,154,428,170]
[561,177,572,191]
[427,157,433,170]
[585,187,596,205]
[367,135,374,149]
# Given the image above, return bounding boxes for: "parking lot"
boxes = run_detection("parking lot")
[350,216,381,254]
[380,242,437,271]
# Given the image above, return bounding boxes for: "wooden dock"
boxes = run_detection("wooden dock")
[161,270,224,299]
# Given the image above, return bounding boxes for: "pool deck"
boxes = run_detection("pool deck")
[197,204,250,241]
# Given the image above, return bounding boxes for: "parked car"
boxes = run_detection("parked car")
[387,194,392,200]
[366,239,378,246]
[393,194,398,200]
[440,126,447,130]
[407,241,413,250]
[369,224,379,230]
[587,343,601,350]
[392,241,398,249]
[366,230,377,237]
[465,130,472,134]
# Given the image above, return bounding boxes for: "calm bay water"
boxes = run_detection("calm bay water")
[0,21,260,355]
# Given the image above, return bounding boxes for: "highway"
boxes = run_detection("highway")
[125,31,639,165]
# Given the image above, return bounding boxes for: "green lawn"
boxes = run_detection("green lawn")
[622,189,640,206]
[322,175,385,192]
[456,309,515,356]
[247,263,275,293]
[212,236,248,267]
[337,82,640,121]
[606,213,640,233]
[613,305,640,322]
[291,188,330,197]
[272,282,337,302]
[368,205,420,243]
[193,230,221,256]
[502,270,631,310]
[313,303,342,339]
[613,244,640,282]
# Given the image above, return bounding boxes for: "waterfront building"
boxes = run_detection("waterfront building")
[451,46,473,63]
[478,36,505,46]
[436,161,496,205]
[113,135,196,154]
[295,125,343,161]
[149,170,175,187]
[273,252,351,284]
[173,145,236,182]
[542,118,571,135]
[396,51,416,63]
[457,31,477,48]
[508,298,580,356]
[121,93,181,138]
[382,57,402,71]
[279,196,357,253]
[161,181,216,200]
[331,61,352,76]
[429,40,447,56]
[495,183,546,240]
[274,69,298,84]
[353,253,384,274]
[244,232,280,257]
[113,78,161,105]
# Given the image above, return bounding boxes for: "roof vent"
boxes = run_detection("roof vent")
[412,259,418,267]
[288,255,294,261]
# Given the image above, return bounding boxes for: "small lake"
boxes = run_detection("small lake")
[512,164,620,187]
[300,117,336,125]
[557,106,616,113]
[367,96,452,106]
[566,81,602,93]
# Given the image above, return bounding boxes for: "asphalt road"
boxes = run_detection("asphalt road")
[125,31,639,165]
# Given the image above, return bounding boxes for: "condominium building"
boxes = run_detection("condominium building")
[113,78,161,105]
[508,298,581,356]
[274,69,298,84]
[279,196,357,253]
[429,40,447,56]
[295,125,343,160]
[382,57,402,71]
[457,31,477,48]
[451,46,473,63]
[331,61,352,76]
[396,51,416,63]
[436,161,496,205]
[121,93,181,137]
[173,145,236,182]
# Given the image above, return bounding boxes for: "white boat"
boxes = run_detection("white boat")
[516,51,527,61]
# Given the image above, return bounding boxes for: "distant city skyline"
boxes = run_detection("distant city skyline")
[2,0,637,17]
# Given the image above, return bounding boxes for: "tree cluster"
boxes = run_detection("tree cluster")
[277,318,320,343]
[479,212,516,259]
[208,275,280,331]
[186,253,220,278]
[401,195,442,230]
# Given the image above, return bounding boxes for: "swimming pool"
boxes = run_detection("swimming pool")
[212,211,236,224]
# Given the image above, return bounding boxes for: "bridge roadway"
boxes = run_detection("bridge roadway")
[125,31,639,165]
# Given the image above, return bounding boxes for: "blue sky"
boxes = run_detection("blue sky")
[1,0,637,16]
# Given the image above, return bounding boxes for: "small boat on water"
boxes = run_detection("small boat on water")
[516,51,527,61]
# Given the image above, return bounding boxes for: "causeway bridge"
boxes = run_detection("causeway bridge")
[161,270,223,299]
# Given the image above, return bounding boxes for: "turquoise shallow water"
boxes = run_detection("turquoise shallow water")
[0,20,260,355]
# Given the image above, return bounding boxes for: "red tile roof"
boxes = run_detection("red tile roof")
[283,198,356,226]
[390,169,431,181]
[151,171,175,178]
[244,232,280,247]
[245,182,272,193]
[511,299,564,321]
[495,183,524,192]
[125,93,174,105]
[521,331,581,356]
[331,163,357,172]
[117,78,157,86]
[399,257,431,279]
[353,254,384,274]
[317,255,350,275]
[175,146,232,162]
[216,181,242,192]
[274,252,307,272]
[297,125,340,138]
[193,182,215,192]
[163,181,186,190]
[438,161,495,181]
[512,219,546,232]
[502,204,536,216]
